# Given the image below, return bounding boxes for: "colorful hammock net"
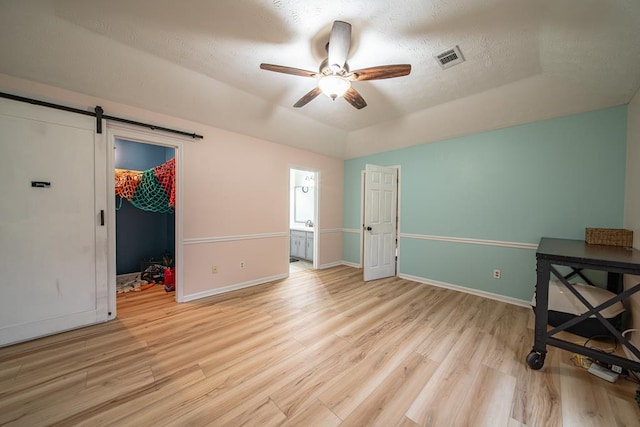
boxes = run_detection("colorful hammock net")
[115,158,175,213]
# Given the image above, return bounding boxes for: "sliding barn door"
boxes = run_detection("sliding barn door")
[0,98,109,347]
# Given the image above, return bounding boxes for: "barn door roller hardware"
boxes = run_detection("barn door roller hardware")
[0,92,203,140]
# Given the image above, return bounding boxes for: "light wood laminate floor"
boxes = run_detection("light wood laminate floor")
[290,259,313,274]
[1,266,639,426]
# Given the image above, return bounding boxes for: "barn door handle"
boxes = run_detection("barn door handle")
[100,210,105,226]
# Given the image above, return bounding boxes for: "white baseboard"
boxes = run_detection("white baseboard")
[318,261,343,269]
[341,261,361,268]
[398,273,530,308]
[182,273,288,302]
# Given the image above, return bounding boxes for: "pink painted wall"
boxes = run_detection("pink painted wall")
[181,124,345,297]
[1,74,344,300]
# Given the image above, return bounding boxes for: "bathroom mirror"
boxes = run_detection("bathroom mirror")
[294,186,314,224]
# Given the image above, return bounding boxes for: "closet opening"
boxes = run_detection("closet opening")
[113,137,177,304]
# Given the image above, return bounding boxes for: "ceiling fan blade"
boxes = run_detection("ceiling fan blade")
[328,21,351,72]
[343,87,367,109]
[260,63,318,78]
[351,64,412,81]
[294,87,322,108]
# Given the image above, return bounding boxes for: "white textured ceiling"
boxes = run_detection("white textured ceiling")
[1,0,639,158]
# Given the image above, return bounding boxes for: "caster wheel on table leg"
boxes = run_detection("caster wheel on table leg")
[526,351,545,370]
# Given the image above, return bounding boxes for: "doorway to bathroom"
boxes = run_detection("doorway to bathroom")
[289,168,318,274]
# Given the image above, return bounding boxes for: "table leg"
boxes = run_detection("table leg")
[527,258,550,369]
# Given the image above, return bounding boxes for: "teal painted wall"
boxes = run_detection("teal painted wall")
[342,232,361,265]
[343,106,628,302]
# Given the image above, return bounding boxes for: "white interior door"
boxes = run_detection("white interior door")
[363,164,398,281]
[0,98,109,347]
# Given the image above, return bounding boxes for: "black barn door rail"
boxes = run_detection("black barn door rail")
[0,91,203,140]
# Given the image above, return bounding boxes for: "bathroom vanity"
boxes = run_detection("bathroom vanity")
[290,228,314,261]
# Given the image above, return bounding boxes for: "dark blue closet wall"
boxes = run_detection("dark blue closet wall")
[115,138,175,274]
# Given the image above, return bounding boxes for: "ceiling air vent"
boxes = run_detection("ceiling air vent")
[435,46,465,70]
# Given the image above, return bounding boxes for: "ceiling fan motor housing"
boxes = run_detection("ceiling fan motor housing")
[319,58,349,76]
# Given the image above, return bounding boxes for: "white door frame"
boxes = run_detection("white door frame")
[361,165,401,279]
[107,125,185,309]
[288,166,320,270]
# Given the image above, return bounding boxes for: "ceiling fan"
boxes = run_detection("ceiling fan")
[260,21,411,110]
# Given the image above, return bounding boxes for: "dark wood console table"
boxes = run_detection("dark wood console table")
[527,237,640,377]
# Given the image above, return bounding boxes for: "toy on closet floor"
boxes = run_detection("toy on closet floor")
[140,263,165,283]
[164,267,175,292]
[117,275,153,293]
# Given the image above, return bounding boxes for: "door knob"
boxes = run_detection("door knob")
[365,226,372,231]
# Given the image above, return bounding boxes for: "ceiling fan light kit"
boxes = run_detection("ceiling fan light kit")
[260,20,411,109]
[318,75,351,100]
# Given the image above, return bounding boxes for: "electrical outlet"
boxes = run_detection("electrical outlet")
[240,261,245,269]
[212,265,218,274]
[493,269,501,279]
